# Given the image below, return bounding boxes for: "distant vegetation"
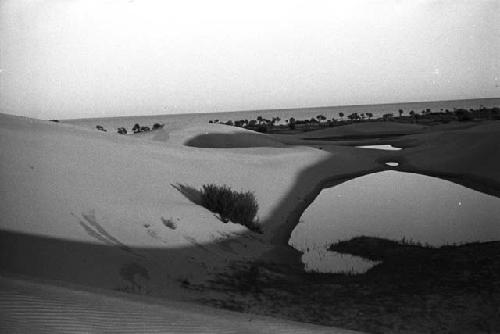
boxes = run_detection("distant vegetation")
[329,236,432,262]
[200,184,261,233]
[114,122,164,135]
[208,106,500,134]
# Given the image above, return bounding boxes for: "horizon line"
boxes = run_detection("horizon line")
[2,96,499,121]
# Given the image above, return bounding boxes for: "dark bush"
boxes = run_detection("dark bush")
[454,109,473,122]
[200,184,261,233]
[132,123,141,133]
[152,123,164,130]
[256,125,268,133]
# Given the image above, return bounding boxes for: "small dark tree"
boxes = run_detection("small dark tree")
[256,124,268,133]
[383,113,394,121]
[132,123,141,133]
[347,113,360,121]
[398,109,404,117]
[117,127,127,134]
[96,125,107,132]
[152,123,164,130]
[339,112,344,120]
[454,109,473,122]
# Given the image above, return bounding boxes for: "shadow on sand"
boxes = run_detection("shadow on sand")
[2,136,500,333]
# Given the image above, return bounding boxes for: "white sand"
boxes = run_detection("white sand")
[1,113,346,327]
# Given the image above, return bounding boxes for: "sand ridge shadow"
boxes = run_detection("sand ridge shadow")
[171,183,203,206]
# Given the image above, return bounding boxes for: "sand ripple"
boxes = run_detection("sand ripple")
[0,277,358,334]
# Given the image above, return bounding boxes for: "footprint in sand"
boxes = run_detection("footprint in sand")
[119,262,150,293]
[161,216,179,230]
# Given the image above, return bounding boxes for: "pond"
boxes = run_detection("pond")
[289,171,500,273]
[356,144,402,151]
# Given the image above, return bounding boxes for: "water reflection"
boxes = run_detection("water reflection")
[290,171,500,273]
[356,145,402,151]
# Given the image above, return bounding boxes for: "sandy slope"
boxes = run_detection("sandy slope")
[0,112,377,332]
[2,112,499,332]
[1,276,362,334]
[0,113,333,293]
[392,121,500,197]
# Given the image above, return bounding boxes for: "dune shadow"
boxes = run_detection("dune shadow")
[0,228,248,295]
[185,133,285,148]
[171,183,203,206]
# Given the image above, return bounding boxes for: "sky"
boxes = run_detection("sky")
[0,0,498,119]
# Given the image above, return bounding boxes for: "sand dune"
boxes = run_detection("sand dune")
[2,111,499,332]
[0,276,358,334]
[393,121,500,197]
[1,113,348,327]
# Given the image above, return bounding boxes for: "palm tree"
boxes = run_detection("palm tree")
[339,112,344,120]
[398,109,403,117]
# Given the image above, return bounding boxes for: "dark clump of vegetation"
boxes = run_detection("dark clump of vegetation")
[328,235,431,261]
[200,184,261,233]
[152,122,165,130]
[202,239,500,333]
[207,105,500,135]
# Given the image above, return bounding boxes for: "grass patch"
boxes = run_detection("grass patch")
[200,184,262,233]
[328,236,432,261]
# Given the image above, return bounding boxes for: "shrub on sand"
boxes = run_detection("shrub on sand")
[200,184,261,233]
[152,123,165,130]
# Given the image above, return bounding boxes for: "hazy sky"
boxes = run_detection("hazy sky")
[1,0,498,119]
